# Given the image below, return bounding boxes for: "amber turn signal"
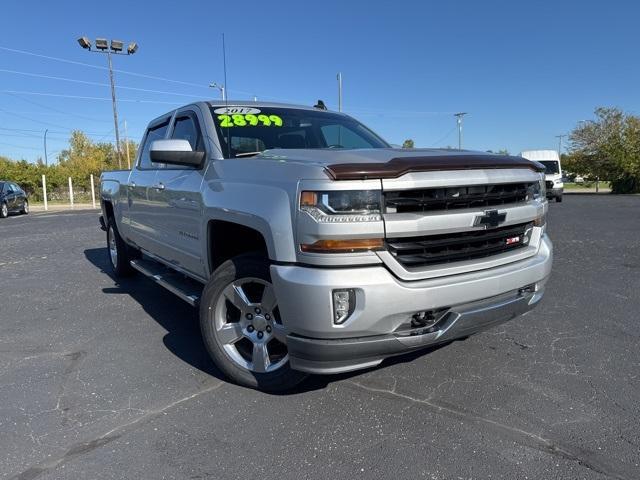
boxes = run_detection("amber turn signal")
[533,213,546,227]
[301,238,384,253]
[300,191,318,207]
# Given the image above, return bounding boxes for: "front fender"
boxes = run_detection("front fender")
[202,182,297,263]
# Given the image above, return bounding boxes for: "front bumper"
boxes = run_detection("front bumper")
[286,287,544,373]
[271,235,553,374]
[547,187,563,198]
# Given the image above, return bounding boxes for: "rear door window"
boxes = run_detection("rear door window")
[138,120,170,169]
[171,114,204,152]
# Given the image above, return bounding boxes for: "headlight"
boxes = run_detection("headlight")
[300,190,382,222]
[540,178,547,198]
[527,178,546,200]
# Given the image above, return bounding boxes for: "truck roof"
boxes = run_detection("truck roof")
[208,100,334,112]
[147,100,343,126]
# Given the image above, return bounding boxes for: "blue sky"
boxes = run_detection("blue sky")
[0,0,638,162]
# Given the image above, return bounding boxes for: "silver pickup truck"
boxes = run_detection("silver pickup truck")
[100,101,552,391]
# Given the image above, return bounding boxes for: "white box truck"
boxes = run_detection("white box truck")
[520,150,563,202]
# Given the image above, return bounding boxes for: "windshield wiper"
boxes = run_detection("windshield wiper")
[234,151,263,158]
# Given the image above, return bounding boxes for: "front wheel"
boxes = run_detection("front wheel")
[0,202,7,218]
[199,254,307,392]
[556,195,563,203]
[21,200,29,214]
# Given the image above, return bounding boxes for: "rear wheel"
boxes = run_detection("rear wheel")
[106,219,136,277]
[556,195,563,203]
[0,202,7,218]
[21,200,29,214]
[199,254,307,392]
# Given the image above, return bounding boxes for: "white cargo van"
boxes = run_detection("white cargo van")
[520,150,563,202]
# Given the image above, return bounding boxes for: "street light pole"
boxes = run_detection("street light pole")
[43,128,48,166]
[77,37,138,170]
[209,82,226,101]
[106,51,122,168]
[454,112,468,150]
[555,134,567,155]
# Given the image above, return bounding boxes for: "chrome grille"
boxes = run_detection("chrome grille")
[387,222,533,268]
[385,182,534,213]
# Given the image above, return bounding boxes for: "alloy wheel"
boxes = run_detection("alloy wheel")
[108,225,118,268]
[213,277,288,373]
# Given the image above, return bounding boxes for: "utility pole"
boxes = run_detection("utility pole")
[77,37,138,170]
[209,82,226,101]
[555,134,567,155]
[124,120,131,169]
[454,112,468,150]
[337,72,343,112]
[43,129,48,166]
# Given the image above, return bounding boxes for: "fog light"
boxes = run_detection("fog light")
[333,289,355,324]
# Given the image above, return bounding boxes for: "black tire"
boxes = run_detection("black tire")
[106,218,136,277]
[21,199,29,215]
[556,195,563,203]
[199,253,308,392]
[0,202,7,218]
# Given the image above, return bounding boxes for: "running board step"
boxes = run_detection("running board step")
[130,258,203,307]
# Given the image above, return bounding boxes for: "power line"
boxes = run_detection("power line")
[0,45,302,101]
[346,106,456,116]
[0,69,204,98]
[0,105,90,130]
[430,126,457,147]
[0,131,43,139]
[0,140,42,151]
[3,91,111,123]
[0,109,130,142]
[0,126,113,136]
[0,45,211,89]
[0,90,182,105]
[0,130,124,142]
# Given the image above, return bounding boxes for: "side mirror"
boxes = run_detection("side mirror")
[150,139,205,167]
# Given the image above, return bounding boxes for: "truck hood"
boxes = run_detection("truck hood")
[261,148,545,180]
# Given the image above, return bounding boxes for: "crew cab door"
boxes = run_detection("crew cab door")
[126,118,170,249]
[145,108,208,278]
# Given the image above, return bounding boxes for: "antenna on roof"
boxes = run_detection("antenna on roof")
[314,100,327,110]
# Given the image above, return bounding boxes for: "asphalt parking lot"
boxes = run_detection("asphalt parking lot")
[1,196,639,480]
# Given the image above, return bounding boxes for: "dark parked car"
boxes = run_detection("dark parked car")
[0,181,29,218]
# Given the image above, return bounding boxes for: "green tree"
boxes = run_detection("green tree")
[0,131,138,202]
[567,107,640,193]
[402,139,415,149]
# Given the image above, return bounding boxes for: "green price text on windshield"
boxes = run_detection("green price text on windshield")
[218,114,283,128]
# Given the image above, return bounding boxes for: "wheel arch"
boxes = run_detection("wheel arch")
[206,218,272,273]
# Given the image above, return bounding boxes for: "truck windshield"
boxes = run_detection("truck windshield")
[540,161,560,174]
[210,106,389,158]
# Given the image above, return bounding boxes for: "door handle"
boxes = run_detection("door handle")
[129,182,136,188]
[152,183,165,191]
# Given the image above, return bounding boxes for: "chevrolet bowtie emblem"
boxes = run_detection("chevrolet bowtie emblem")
[474,209,506,229]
